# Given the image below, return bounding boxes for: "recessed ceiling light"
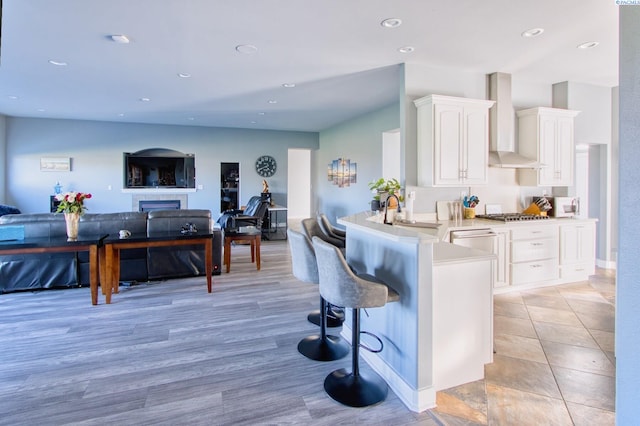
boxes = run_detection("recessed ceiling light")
[139,97,151,102]
[48,60,68,66]
[268,99,278,104]
[187,117,195,121]
[282,83,296,88]
[258,112,266,116]
[7,95,18,100]
[381,18,402,28]
[109,34,130,44]
[521,28,544,38]
[37,108,46,112]
[118,113,125,117]
[577,41,599,49]
[398,46,415,53]
[236,44,258,54]
[178,73,192,78]
[251,121,257,124]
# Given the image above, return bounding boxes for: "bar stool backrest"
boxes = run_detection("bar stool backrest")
[301,217,345,248]
[312,236,389,310]
[287,229,318,284]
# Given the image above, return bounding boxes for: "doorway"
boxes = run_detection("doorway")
[382,129,401,181]
[220,162,239,212]
[287,149,311,219]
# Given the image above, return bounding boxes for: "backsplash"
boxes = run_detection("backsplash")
[408,167,552,215]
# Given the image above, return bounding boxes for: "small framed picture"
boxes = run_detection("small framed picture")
[40,157,71,172]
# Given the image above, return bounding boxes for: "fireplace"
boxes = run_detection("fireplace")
[132,194,188,212]
[139,199,181,212]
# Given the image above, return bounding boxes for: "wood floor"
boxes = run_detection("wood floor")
[0,240,439,425]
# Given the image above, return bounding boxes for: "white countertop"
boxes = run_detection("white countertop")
[338,211,440,243]
[339,211,597,245]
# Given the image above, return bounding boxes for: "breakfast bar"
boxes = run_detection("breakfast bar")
[337,212,495,412]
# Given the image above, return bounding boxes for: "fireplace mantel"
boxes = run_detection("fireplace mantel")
[122,188,196,194]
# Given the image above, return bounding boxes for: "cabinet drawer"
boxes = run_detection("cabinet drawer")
[511,258,559,285]
[511,226,558,241]
[511,238,558,263]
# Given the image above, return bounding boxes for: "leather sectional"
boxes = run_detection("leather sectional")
[0,209,222,293]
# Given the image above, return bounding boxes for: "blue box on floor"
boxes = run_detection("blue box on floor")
[0,225,25,241]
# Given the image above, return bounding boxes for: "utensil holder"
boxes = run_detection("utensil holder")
[464,207,476,219]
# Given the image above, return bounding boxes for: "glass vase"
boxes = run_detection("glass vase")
[64,212,80,241]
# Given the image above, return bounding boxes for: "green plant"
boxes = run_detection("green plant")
[368,178,404,202]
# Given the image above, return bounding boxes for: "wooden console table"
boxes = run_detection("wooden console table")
[0,236,105,305]
[102,232,214,303]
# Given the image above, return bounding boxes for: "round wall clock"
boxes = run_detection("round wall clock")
[255,155,277,177]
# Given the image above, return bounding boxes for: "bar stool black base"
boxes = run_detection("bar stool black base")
[297,335,349,361]
[307,309,344,328]
[324,368,388,407]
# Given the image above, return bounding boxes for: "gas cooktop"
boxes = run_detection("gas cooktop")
[476,213,550,222]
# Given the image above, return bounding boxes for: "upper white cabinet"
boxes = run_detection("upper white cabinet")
[414,95,494,187]
[517,107,580,187]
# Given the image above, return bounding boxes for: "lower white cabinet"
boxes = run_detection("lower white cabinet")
[510,225,559,286]
[493,228,510,288]
[560,221,596,280]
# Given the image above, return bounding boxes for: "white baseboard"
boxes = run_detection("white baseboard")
[596,259,617,269]
[341,325,436,413]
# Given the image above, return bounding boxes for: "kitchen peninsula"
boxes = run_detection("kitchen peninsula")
[337,212,495,412]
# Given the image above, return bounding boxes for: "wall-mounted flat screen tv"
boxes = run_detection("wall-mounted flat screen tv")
[124,148,195,188]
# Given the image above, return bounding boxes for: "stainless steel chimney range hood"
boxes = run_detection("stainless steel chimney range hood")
[488,72,541,169]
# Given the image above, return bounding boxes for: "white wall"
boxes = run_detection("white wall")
[315,103,400,224]
[5,118,318,214]
[0,115,6,204]
[617,6,640,422]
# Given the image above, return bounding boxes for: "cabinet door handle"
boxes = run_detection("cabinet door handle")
[530,242,543,246]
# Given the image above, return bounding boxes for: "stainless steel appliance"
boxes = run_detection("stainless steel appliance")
[475,213,550,222]
[450,229,498,286]
[450,229,498,254]
[551,197,579,218]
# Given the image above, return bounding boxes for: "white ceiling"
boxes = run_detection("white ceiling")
[0,0,618,132]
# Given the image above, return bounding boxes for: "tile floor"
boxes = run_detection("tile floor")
[431,268,616,425]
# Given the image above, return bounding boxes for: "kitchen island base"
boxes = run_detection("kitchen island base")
[338,213,494,412]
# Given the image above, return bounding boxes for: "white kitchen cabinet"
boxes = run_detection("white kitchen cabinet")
[510,225,559,285]
[492,228,510,288]
[414,95,494,187]
[560,221,596,280]
[516,107,580,187]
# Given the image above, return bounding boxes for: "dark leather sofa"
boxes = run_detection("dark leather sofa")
[0,213,76,292]
[0,209,223,293]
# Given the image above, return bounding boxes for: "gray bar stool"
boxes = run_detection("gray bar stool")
[317,213,346,245]
[287,229,349,362]
[312,236,400,407]
[300,217,345,328]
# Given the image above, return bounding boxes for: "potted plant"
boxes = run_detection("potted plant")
[368,178,404,210]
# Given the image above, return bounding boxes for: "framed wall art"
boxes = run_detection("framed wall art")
[327,157,357,188]
[40,157,71,172]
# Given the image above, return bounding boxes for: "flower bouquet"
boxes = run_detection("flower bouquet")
[55,191,92,241]
[55,191,92,214]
